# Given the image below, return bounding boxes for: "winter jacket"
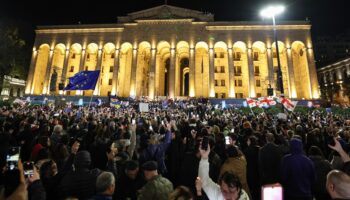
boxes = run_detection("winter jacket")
[259,142,283,185]
[281,138,316,199]
[309,155,332,200]
[137,175,173,200]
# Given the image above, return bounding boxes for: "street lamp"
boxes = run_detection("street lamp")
[260,5,285,96]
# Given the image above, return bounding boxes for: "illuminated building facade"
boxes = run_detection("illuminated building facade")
[25,5,319,99]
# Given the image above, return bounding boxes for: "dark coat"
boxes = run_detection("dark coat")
[281,139,316,199]
[309,155,332,200]
[243,145,261,200]
[58,168,101,199]
[259,142,283,185]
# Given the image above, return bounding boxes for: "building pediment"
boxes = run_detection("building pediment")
[117,5,214,23]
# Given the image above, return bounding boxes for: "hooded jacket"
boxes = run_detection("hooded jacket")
[280,138,316,199]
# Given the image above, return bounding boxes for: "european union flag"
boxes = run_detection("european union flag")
[64,70,100,90]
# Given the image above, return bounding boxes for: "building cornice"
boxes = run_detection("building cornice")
[36,27,125,34]
[318,57,350,73]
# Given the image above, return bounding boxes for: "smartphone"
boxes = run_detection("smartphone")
[201,136,209,151]
[149,125,153,131]
[231,128,235,133]
[132,119,136,125]
[6,147,20,171]
[161,120,164,125]
[327,135,336,146]
[262,184,283,200]
[23,161,34,177]
[225,136,230,145]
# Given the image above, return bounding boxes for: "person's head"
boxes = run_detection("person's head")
[96,172,115,196]
[326,170,350,199]
[265,132,275,143]
[74,150,91,170]
[142,161,158,181]
[40,159,58,179]
[228,133,237,145]
[219,172,242,200]
[53,124,63,135]
[289,138,303,155]
[169,186,193,200]
[247,135,258,146]
[308,145,325,158]
[38,136,50,147]
[125,160,139,180]
[226,146,241,158]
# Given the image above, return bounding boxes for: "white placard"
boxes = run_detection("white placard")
[139,103,149,112]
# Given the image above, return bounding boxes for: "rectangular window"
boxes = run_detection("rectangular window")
[256,93,262,97]
[220,52,224,58]
[234,52,241,61]
[85,66,88,71]
[235,66,242,76]
[215,93,218,98]
[110,66,113,73]
[235,93,243,98]
[221,80,225,86]
[274,66,279,73]
[215,80,218,86]
[111,53,115,59]
[72,53,76,59]
[86,53,90,62]
[109,79,112,85]
[273,52,277,58]
[70,66,74,72]
[220,66,225,73]
[221,93,226,98]
[253,52,259,61]
[107,91,111,96]
[67,91,71,95]
[256,80,261,87]
[254,66,260,76]
[214,53,218,58]
[238,80,242,86]
[215,67,219,73]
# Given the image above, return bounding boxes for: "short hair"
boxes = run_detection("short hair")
[219,172,242,196]
[327,170,350,198]
[168,186,193,200]
[96,172,115,194]
[266,132,275,143]
[125,160,139,171]
[53,125,63,134]
[308,146,325,158]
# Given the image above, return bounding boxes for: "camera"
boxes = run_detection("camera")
[23,161,34,177]
[6,147,20,171]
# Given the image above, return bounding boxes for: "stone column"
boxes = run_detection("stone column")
[169,48,176,98]
[111,49,120,96]
[79,49,86,72]
[227,47,235,97]
[247,48,255,97]
[266,48,275,90]
[43,49,54,94]
[60,48,70,83]
[209,48,215,97]
[189,47,195,97]
[306,48,319,99]
[286,48,296,98]
[130,48,138,96]
[148,48,157,99]
[26,48,39,94]
[94,48,103,95]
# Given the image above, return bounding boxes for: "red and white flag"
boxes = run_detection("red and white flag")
[246,98,257,108]
[257,97,276,107]
[279,97,298,111]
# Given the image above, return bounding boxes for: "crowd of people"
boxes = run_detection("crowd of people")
[0,98,350,200]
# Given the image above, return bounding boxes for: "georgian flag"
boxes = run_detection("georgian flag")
[257,97,277,107]
[246,98,257,108]
[278,97,298,111]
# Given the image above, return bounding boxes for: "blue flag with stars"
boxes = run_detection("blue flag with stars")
[64,70,100,90]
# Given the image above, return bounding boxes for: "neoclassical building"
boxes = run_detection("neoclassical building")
[318,57,350,104]
[25,5,319,99]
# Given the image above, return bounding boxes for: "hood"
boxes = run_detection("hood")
[289,138,303,155]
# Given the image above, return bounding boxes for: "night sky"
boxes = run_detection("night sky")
[1,0,349,44]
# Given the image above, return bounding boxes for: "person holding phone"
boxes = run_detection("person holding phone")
[198,145,249,200]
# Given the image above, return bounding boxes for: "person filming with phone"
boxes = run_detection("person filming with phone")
[198,142,249,200]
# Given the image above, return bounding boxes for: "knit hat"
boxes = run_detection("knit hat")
[142,161,158,171]
[74,150,91,169]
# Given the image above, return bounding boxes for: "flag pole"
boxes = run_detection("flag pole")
[88,70,101,109]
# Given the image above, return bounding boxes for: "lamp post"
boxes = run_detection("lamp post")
[260,5,285,96]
